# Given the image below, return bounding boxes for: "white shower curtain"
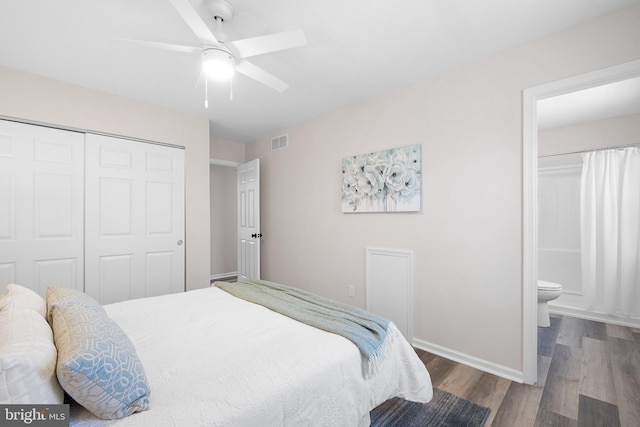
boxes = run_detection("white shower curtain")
[581,147,640,317]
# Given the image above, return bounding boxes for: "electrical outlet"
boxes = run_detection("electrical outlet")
[348,285,355,298]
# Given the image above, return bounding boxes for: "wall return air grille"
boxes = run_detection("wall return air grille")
[271,134,289,151]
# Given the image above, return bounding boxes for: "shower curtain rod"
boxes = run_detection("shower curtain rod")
[538,142,640,158]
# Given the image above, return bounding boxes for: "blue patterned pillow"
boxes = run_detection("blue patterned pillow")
[50,295,150,420]
[46,287,105,325]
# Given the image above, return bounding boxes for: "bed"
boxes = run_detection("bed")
[0,281,432,426]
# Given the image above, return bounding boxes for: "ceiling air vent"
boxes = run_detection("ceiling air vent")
[271,134,289,151]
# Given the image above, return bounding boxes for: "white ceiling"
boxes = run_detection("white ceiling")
[1,0,639,142]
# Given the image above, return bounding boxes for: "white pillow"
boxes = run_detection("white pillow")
[0,283,46,318]
[0,303,64,404]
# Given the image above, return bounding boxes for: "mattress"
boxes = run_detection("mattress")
[69,286,432,426]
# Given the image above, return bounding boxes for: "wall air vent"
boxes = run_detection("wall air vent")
[271,134,288,151]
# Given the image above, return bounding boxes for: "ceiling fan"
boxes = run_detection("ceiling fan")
[129,0,306,94]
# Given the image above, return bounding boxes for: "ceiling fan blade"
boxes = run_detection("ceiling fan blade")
[112,38,200,54]
[229,30,306,59]
[235,60,289,92]
[168,0,219,45]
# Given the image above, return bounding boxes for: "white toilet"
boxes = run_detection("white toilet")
[537,280,563,327]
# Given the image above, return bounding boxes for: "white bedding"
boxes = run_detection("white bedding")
[70,287,432,426]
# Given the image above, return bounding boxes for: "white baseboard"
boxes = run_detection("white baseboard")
[412,338,525,383]
[549,304,640,329]
[210,272,237,281]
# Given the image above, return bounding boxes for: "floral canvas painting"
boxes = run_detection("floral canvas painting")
[341,144,421,213]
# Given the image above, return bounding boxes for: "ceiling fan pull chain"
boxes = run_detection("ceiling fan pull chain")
[205,78,209,109]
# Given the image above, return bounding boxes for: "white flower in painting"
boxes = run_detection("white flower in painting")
[352,155,367,174]
[342,158,365,210]
[356,165,385,198]
[389,149,409,166]
[383,162,410,192]
[342,173,357,195]
[407,147,421,171]
[366,151,387,170]
[399,169,420,197]
[366,151,383,163]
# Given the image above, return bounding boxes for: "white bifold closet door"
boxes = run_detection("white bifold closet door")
[84,134,185,304]
[0,121,185,304]
[0,120,85,295]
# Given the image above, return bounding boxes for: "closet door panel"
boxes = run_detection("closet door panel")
[34,173,76,238]
[0,172,13,240]
[98,254,135,304]
[99,177,134,236]
[33,258,79,295]
[146,181,174,234]
[145,251,174,297]
[0,263,16,285]
[85,134,185,304]
[0,120,84,296]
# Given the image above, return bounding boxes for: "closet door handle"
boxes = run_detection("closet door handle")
[177,240,183,246]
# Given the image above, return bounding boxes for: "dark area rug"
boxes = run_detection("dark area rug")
[370,388,491,427]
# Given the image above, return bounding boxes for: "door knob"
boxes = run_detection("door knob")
[251,233,262,238]
[177,240,183,246]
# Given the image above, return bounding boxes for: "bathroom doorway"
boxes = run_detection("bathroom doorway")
[522,59,640,384]
[537,77,640,320]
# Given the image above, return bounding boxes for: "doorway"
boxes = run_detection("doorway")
[209,158,262,283]
[522,58,640,384]
[210,160,239,282]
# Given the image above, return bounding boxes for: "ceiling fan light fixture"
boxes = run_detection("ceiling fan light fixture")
[202,47,235,80]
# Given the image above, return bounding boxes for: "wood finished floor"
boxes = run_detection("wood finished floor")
[415,315,640,427]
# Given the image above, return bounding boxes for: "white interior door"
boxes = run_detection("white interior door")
[84,134,185,304]
[237,159,260,280]
[0,120,84,296]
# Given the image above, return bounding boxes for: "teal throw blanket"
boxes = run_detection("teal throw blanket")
[214,279,390,373]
